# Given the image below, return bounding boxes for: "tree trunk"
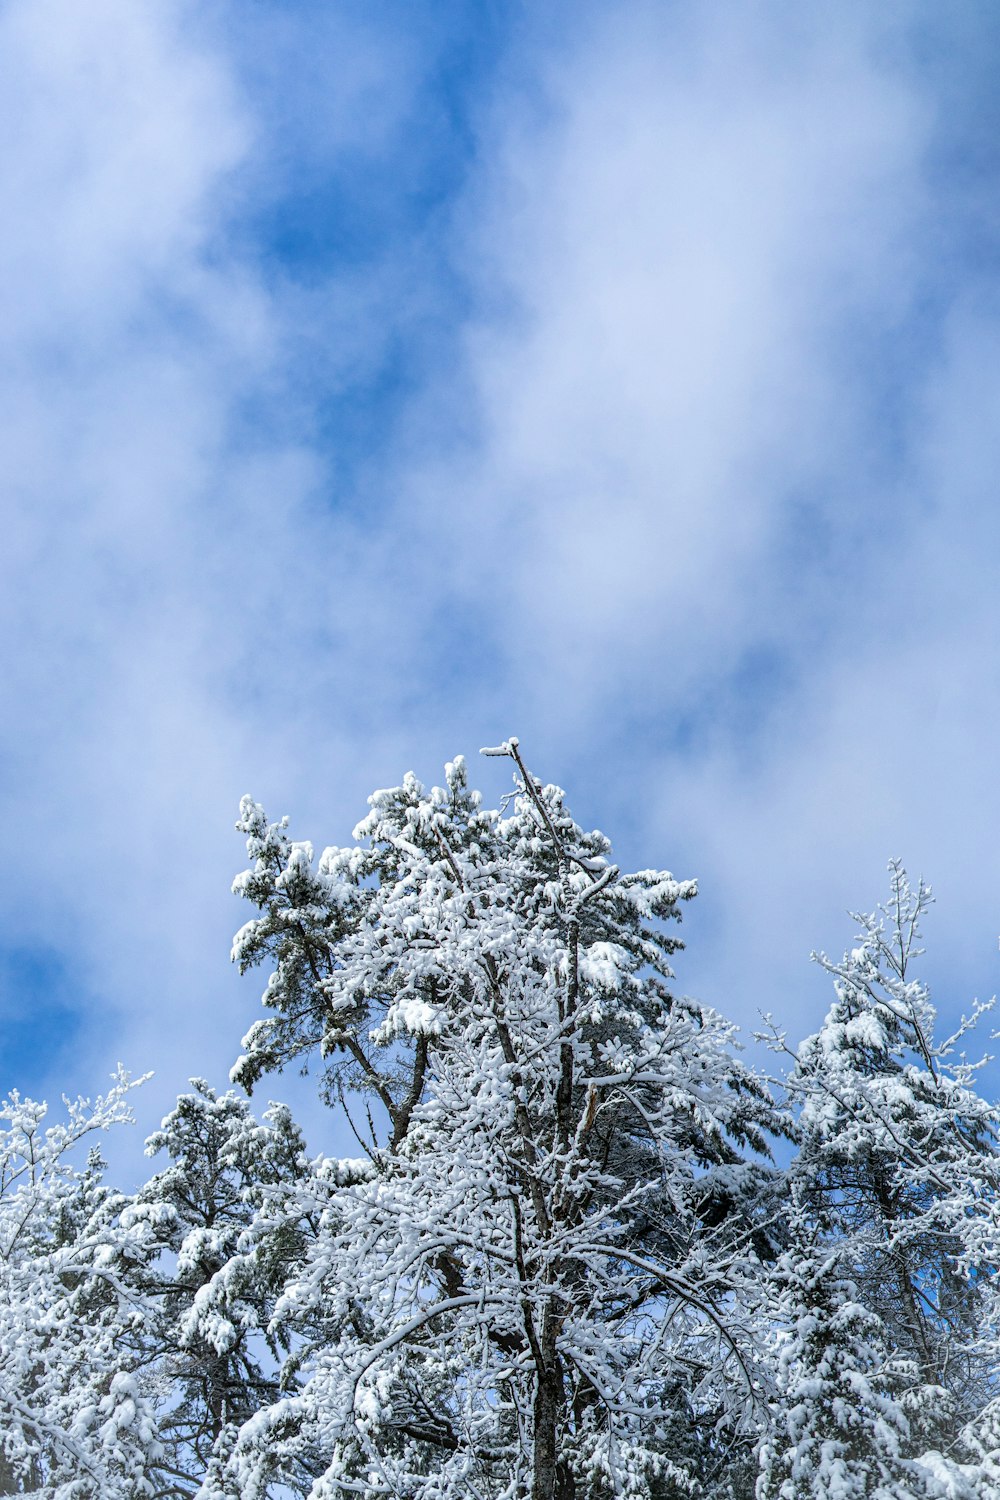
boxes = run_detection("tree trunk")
[531,1301,560,1500]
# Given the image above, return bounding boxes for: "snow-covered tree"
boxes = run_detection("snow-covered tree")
[123,1080,324,1498]
[0,1070,160,1498]
[23,765,1000,1500]
[216,741,784,1500]
[757,1240,944,1500]
[762,863,1000,1494]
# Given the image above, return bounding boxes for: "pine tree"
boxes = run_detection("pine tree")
[0,1071,161,1498]
[765,863,1000,1494]
[757,1240,932,1500]
[123,1080,324,1497]
[213,741,784,1500]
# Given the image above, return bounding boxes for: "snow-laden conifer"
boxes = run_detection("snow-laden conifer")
[0,1070,160,1497]
[763,863,1000,1496]
[216,743,785,1500]
[123,1079,326,1497]
[756,1241,924,1499]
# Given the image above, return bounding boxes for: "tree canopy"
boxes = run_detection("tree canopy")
[4,744,1000,1499]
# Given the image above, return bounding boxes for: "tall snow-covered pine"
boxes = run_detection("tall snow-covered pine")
[216,742,784,1500]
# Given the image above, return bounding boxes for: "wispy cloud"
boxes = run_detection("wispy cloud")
[0,0,275,1121]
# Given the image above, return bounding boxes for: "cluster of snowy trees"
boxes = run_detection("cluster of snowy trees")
[6,739,1000,1498]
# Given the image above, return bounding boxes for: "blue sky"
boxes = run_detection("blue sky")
[5,0,1000,1178]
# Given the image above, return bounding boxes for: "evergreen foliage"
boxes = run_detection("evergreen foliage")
[762,863,1000,1497]
[219,741,785,1499]
[0,1071,159,1497]
[124,1079,323,1497]
[4,748,1000,1499]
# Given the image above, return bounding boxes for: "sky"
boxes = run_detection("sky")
[5,0,1000,1179]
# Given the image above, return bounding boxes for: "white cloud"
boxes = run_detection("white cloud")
[0,0,282,1143]
[408,4,932,714]
[6,0,1000,1179]
[635,279,1000,1046]
[0,0,248,338]
[380,3,1000,1046]
[0,0,480,1172]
